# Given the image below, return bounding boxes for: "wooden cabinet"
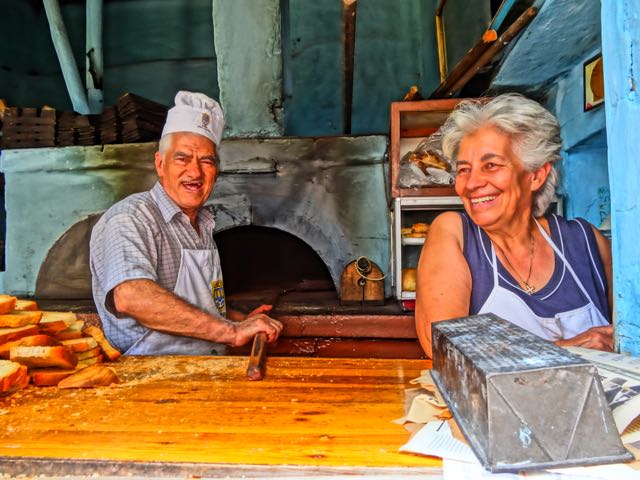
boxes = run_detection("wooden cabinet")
[389,99,464,198]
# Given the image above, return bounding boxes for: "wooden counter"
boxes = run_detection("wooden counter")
[0,356,441,477]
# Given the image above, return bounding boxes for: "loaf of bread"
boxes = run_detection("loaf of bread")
[412,223,429,234]
[402,268,417,292]
[0,310,43,328]
[10,345,78,369]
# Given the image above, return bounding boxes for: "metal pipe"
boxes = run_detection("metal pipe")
[43,0,90,114]
[444,6,538,98]
[489,0,519,31]
[342,0,357,134]
[86,0,104,113]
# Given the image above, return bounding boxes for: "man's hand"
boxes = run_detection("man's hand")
[555,325,614,351]
[231,312,283,347]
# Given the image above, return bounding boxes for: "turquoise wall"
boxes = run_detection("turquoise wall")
[442,0,492,72]
[0,0,219,109]
[351,0,440,134]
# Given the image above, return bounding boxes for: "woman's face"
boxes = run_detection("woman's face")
[454,126,536,232]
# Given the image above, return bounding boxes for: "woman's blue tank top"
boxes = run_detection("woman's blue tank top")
[460,212,610,321]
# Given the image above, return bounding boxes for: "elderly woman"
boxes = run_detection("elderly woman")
[416,94,613,358]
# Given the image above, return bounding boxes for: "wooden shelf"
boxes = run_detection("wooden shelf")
[402,237,426,246]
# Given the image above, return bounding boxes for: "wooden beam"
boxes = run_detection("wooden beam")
[342,0,357,134]
[430,29,497,99]
[279,314,417,339]
[435,0,448,83]
[443,6,538,98]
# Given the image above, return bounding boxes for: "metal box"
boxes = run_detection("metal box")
[431,314,633,472]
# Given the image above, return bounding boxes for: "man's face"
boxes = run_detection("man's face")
[155,133,218,218]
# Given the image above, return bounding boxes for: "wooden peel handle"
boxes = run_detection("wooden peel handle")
[246,332,267,381]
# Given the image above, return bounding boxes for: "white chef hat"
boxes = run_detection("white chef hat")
[161,91,224,147]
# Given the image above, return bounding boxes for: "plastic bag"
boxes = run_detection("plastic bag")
[397,132,454,188]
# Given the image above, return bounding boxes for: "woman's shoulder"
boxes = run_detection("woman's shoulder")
[431,211,465,235]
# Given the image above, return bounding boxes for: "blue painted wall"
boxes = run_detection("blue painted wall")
[546,53,609,226]
[601,0,640,356]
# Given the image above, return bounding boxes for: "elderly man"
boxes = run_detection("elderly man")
[90,91,283,355]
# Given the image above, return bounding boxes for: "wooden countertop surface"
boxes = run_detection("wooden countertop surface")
[0,356,441,477]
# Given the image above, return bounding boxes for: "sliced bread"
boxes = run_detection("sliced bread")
[14,299,38,311]
[0,295,17,315]
[61,337,98,353]
[31,368,77,387]
[0,334,60,359]
[0,325,39,344]
[0,359,24,392]
[83,326,121,361]
[58,364,119,389]
[0,310,43,328]
[77,354,104,368]
[10,345,78,369]
[75,346,102,361]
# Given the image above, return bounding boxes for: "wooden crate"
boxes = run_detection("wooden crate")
[389,99,465,198]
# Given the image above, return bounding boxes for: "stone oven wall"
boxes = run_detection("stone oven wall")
[0,135,390,298]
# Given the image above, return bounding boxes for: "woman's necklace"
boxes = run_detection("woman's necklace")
[495,230,536,294]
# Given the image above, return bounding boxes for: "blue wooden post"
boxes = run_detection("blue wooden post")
[601,0,640,355]
[43,0,90,114]
[86,0,104,113]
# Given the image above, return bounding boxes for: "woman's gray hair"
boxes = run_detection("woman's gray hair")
[158,132,220,166]
[440,93,561,217]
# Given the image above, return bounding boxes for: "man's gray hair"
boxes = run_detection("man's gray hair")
[158,132,220,166]
[440,93,561,217]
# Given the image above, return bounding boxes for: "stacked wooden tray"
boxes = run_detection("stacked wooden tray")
[118,93,167,143]
[1,107,56,149]
[1,93,169,149]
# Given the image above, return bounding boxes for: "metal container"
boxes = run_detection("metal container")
[431,313,633,472]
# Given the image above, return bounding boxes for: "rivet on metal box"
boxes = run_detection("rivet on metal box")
[431,313,633,473]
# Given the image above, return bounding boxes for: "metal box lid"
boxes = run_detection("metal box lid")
[431,313,633,472]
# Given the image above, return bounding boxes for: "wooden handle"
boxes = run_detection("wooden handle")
[246,332,267,381]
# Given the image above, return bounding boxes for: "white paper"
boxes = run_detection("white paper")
[566,347,640,382]
[399,420,477,463]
